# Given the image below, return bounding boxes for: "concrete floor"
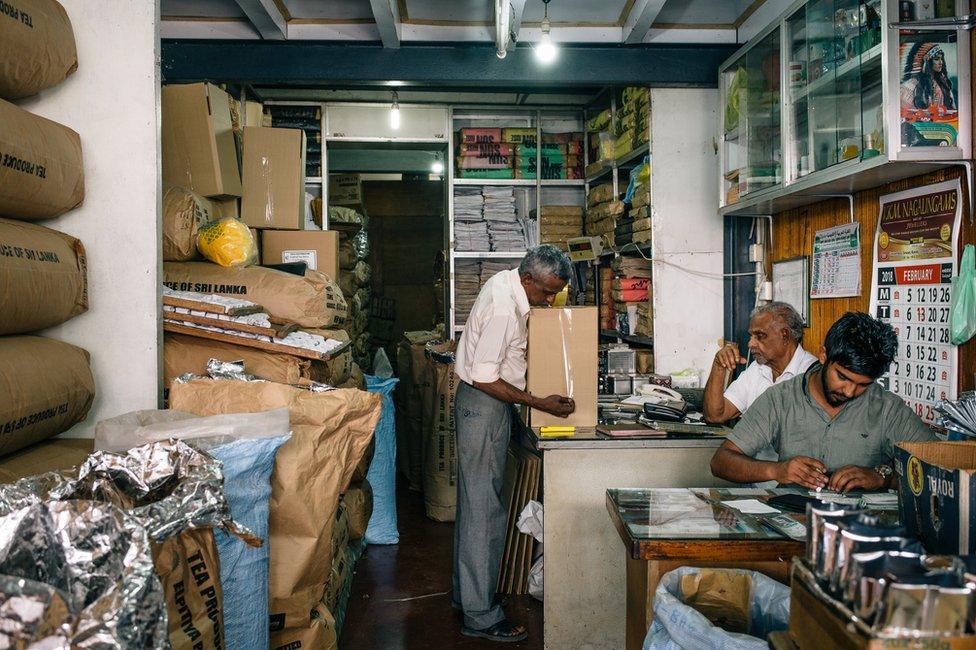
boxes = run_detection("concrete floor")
[340,488,543,649]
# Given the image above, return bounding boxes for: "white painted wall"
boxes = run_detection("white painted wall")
[650,88,724,381]
[19,0,162,437]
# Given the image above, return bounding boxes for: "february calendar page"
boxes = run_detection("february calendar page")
[869,180,961,425]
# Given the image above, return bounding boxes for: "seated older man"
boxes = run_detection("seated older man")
[710,312,936,492]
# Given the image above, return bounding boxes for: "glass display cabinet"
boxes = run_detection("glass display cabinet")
[719,0,971,214]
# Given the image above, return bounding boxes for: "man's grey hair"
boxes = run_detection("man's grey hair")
[751,301,804,343]
[519,244,573,282]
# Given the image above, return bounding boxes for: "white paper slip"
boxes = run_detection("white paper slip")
[860,492,899,506]
[721,499,780,514]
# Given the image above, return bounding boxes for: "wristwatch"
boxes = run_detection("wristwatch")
[873,463,893,483]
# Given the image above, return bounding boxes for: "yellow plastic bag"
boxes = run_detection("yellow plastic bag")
[196,217,258,267]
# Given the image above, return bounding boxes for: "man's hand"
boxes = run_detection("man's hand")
[828,465,886,493]
[536,395,575,418]
[713,342,747,371]
[773,456,828,490]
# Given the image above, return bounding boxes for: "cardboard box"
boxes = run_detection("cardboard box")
[329,174,362,206]
[526,306,598,428]
[895,441,976,554]
[243,100,265,127]
[261,230,338,280]
[161,83,242,199]
[241,127,306,230]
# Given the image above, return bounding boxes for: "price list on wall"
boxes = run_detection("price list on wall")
[870,180,961,424]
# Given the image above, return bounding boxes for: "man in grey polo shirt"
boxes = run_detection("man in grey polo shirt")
[710,312,936,492]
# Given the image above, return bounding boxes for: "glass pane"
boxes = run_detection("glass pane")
[860,0,884,159]
[787,5,811,178]
[898,25,961,148]
[721,27,782,202]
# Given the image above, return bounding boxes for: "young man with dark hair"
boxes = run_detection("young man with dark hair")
[710,312,936,492]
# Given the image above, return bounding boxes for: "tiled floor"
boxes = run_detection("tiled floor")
[339,488,543,649]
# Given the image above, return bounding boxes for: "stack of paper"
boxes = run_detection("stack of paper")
[483,186,526,252]
[454,259,482,325]
[481,260,520,287]
[454,220,491,252]
[454,187,484,221]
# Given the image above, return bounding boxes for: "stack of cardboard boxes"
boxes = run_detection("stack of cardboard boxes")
[598,267,615,330]
[611,256,652,338]
[586,182,624,249]
[0,3,95,462]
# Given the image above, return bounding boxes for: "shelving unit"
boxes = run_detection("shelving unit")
[446,106,587,335]
[719,0,972,216]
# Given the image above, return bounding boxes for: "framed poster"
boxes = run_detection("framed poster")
[772,256,809,326]
[900,35,960,148]
[869,179,961,424]
[811,223,861,298]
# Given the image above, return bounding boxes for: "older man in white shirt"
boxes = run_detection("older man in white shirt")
[452,245,575,643]
[704,301,817,424]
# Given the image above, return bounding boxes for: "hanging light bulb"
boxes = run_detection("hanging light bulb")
[390,91,401,130]
[535,0,557,64]
[431,159,444,174]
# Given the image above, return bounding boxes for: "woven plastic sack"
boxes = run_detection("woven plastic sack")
[197,217,258,267]
[950,244,976,345]
[644,567,789,650]
[364,375,400,544]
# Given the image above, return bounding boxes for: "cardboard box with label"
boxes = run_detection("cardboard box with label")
[262,230,339,281]
[242,127,307,230]
[526,306,598,428]
[895,441,976,554]
[329,174,362,206]
[162,83,242,199]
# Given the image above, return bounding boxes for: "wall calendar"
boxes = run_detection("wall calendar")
[869,179,961,425]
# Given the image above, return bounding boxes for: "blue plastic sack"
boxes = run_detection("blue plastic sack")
[364,374,400,544]
[210,434,290,650]
[644,567,790,650]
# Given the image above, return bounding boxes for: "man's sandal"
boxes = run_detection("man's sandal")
[460,620,527,643]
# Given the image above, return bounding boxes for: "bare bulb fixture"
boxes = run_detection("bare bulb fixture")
[535,0,557,64]
[390,91,401,130]
[431,159,444,174]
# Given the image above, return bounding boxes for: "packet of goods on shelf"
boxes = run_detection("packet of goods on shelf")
[457,169,515,179]
[458,142,514,156]
[613,277,650,292]
[456,154,513,170]
[632,229,652,245]
[0,0,78,100]
[631,185,651,210]
[515,142,567,155]
[515,153,581,168]
[541,219,584,231]
[537,205,584,218]
[587,182,616,207]
[590,131,615,162]
[587,200,626,221]
[586,108,612,132]
[457,128,502,144]
[0,218,88,335]
[614,256,652,274]
[542,132,584,145]
[622,86,650,105]
[0,98,85,221]
[502,127,537,144]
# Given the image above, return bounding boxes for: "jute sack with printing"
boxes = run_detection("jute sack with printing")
[164,261,348,328]
[169,379,380,638]
[163,185,218,262]
[0,336,94,457]
[397,331,441,491]
[152,526,225,650]
[0,98,84,220]
[0,217,87,334]
[0,0,78,100]
[421,341,459,522]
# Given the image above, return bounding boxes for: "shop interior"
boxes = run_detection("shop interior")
[1,0,976,649]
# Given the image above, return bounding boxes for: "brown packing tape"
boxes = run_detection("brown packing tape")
[0,336,94,458]
[0,0,78,100]
[163,261,348,328]
[0,218,87,335]
[162,185,217,262]
[152,527,225,650]
[0,98,84,220]
[169,379,380,631]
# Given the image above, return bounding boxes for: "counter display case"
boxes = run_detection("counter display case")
[719,0,971,215]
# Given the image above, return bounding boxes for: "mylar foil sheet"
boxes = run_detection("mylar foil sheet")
[0,499,168,649]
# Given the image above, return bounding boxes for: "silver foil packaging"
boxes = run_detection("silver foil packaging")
[0,500,169,649]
